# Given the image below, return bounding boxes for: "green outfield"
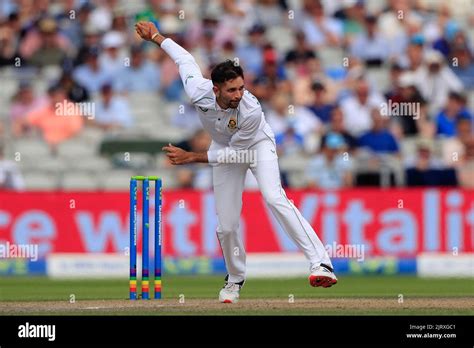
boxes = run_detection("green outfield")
[0,276,472,315]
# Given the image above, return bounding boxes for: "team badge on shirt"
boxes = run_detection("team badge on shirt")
[228,117,237,129]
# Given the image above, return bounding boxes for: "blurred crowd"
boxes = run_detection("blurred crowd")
[0,0,473,190]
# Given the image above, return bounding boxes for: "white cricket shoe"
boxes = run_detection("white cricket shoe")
[309,263,337,288]
[219,276,244,303]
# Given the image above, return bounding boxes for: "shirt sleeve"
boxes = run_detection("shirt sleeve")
[160,38,210,103]
[207,106,262,164]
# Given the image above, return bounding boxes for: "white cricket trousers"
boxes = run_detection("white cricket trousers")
[212,138,332,283]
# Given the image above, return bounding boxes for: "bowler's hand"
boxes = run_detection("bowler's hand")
[162,143,194,165]
[135,21,159,41]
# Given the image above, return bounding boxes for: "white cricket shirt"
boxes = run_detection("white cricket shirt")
[161,38,275,163]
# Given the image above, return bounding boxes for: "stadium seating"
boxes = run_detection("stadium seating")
[23,171,59,190]
[13,138,52,158]
[61,171,101,190]
[100,169,137,190]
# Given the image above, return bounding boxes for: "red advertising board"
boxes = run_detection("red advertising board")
[0,189,472,258]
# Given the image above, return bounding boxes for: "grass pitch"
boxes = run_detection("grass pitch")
[0,276,472,315]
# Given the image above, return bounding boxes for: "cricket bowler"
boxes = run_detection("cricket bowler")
[135,21,337,303]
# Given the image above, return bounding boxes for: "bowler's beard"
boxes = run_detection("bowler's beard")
[228,100,240,109]
[217,96,240,109]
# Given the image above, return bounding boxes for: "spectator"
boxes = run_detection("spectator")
[251,46,291,104]
[397,34,425,71]
[384,63,405,100]
[134,0,169,27]
[23,85,84,152]
[284,30,317,79]
[73,47,112,94]
[249,0,287,29]
[114,44,161,93]
[10,82,48,137]
[435,92,472,138]
[292,54,340,106]
[305,132,354,189]
[56,1,93,49]
[0,14,20,67]
[450,29,471,54]
[338,55,366,98]
[350,14,390,67]
[358,108,399,154]
[275,121,305,157]
[99,31,128,75]
[422,3,455,56]
[184,8,220,52]
[299,0,343,49]
[378,0,423,59]
[265,91,321,143]
[450,44,474,90]
[320,106,357,152]
[236,24,266,78]
[413,49,464,115]
[92,83,133,130]
[388,71,432,138]
[456,118,473,144]
[306,81,335,124]
[13,1,36,30]
[439,118,472,168]
[350,107,401,187]
[405,137,457,186]
[0,145,25,191]
[155,16,186,101]
[220,39,238,63]
[111,10,131,43]
[340,77,385,137]
[88,0,117,33]
[212,0,250,48]
[191,27,222,75]
[159,14,186,42]
[429,6,467,59]
[340,0,366,45]
[74,23,102,66]
[19,17,72,67]
[57,71,89,103]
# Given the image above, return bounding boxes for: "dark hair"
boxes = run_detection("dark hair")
[311,80,325,91]
[211,60,244,85]
[448,91,466,104]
